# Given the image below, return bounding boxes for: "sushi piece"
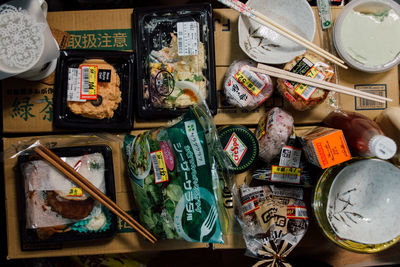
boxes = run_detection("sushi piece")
[224,59,273,110]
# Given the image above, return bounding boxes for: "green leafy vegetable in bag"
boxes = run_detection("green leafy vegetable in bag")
[124,105,231,243]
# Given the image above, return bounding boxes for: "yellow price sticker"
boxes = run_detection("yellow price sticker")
[256,116,267,140]
[294,67,325,100]
[151,150,169,183]
[67,187,84,197]
[80,65,98,100]
[271,166,301,176]
[234,70,262,96]
[270,166,302,184]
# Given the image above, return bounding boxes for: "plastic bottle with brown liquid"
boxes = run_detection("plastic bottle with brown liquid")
[323,110,396,159]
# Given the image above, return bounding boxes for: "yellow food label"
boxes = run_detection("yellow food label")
[270,166,302,184]
[151,150,169,183]
[234,70,262,96]
[80,65,98,100]
[256,116,267,140]
[294,66,325,100]
[271,166,301,176]
[67,187,83,197]
[88,66,98,96]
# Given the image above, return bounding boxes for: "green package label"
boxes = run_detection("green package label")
[123,107,224,244]
[67,29,132,50]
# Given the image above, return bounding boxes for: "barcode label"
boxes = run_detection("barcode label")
[242,198,259,215]
[270,185,304,200]
[241,186,266,203]
[234,66,266,96]
[67,68,86,102]
[270,166,301,184]
[242,68,265,89]
[294,66,326,100]
[150,150,169,183]
[279,146,302,168]
[355,84,387,110]
[80,65,98,100]
[177,21,200,56]
[81,66,90,95]
[287,205,308,219]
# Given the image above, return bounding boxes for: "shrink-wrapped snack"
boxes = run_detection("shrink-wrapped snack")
[255,107,294,162]
[234,184,308,265]
[224,59,273,110]
[277,52,335,111]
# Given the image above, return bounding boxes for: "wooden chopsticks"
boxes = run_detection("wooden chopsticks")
[251,64,392,104]
[33,145,157,244]
[218,0,348,69]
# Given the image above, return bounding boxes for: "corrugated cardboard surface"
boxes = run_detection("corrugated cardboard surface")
[3,133,207,259]
[5,130,400,265]
[2,9,133,133]
[2,8,398,133]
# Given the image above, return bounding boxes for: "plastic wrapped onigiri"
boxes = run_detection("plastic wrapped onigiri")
[255,107,294,162]
[224,59,273,110]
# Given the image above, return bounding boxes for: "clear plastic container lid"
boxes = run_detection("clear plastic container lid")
[333,0,400,73]
[134,3,217,119]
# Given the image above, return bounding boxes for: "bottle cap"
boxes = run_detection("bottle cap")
[368,135,397,160]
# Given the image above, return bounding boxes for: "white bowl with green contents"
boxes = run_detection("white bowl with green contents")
[334,0,400,73]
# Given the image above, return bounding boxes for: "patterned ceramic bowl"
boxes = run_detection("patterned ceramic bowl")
[238,0,316,64]
[313,158,400,253]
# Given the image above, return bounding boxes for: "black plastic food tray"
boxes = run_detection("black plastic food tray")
[54,50,135,130]
[17,145,117,250]
[133,3,217,119]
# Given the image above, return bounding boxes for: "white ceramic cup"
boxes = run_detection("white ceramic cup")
[0,0,59,80]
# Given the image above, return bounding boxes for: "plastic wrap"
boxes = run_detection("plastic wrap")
[6,135,119,249]
[54,50,135,130]
[252,132,322,187]
[255,108,294,163]
[223,59,273,110]
[234,184,308,265]
[123,103,232,243]
[277,51,335,111]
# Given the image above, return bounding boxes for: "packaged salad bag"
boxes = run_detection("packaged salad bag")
[123,104,231,243]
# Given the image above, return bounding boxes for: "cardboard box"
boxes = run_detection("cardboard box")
[2,9,134,133]
[2,8,398,133]
[3,133,207,259]
[298,127,351,169]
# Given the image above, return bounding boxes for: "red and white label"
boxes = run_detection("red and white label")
[287,205,308,219]
[284,92,297,103]
[242,198,259,215]
[224,132,247,167]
